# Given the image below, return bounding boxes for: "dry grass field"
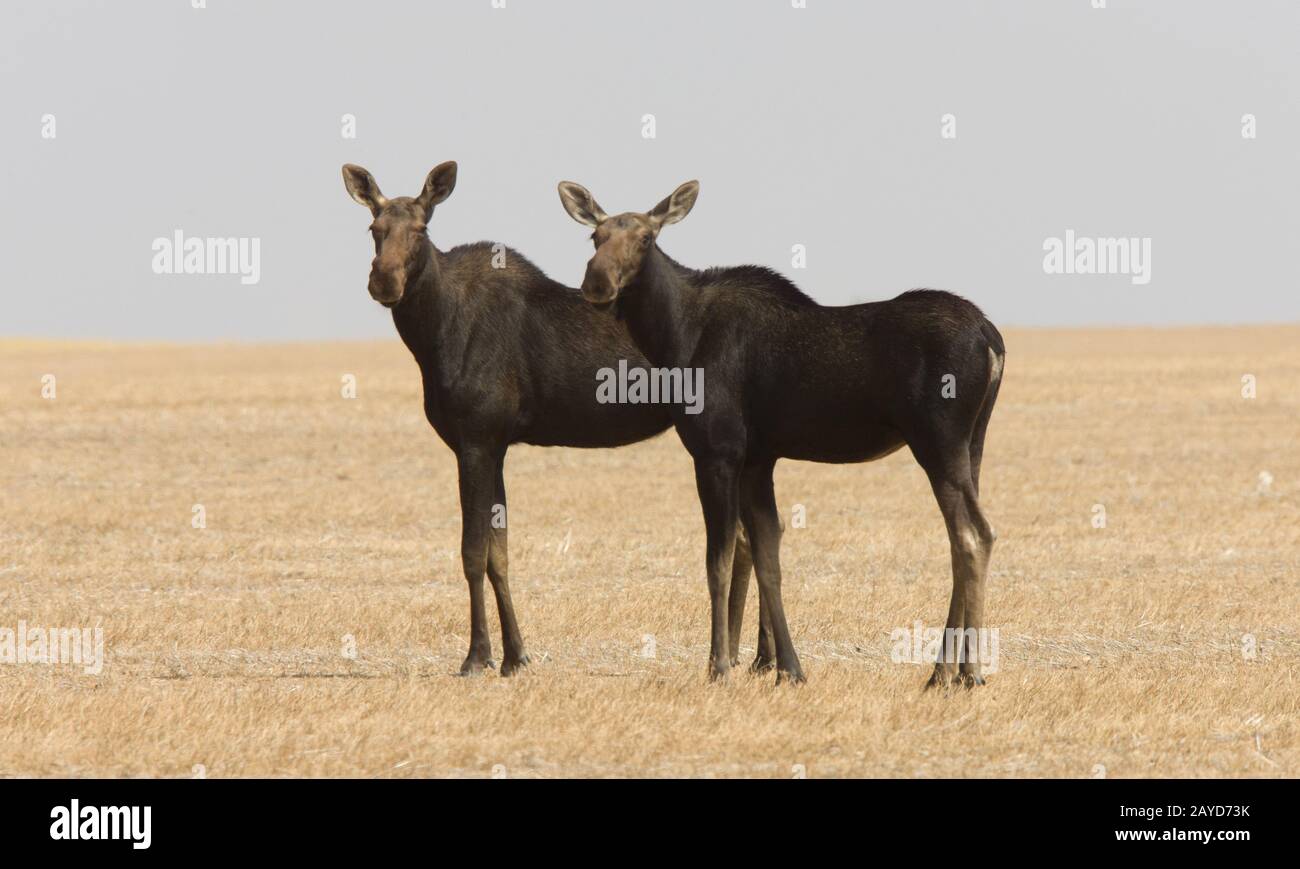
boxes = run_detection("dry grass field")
[2,327,1297,778]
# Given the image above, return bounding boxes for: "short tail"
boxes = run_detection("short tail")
[969,318,1005,493]
[979,317,1005,360]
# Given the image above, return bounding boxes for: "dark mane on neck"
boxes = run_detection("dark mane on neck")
[657,251,817,308]
[444,240,543,275]
[442,240,569,292]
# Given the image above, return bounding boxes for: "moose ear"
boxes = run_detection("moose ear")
[557,181,608,228]
[648,180,699,229]
[415,161,457,219]
[342,164,387,216]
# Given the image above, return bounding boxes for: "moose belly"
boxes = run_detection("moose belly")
[517,393,672,448]
[768,418,907,464]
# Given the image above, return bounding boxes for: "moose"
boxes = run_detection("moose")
[342,163,771,676]
[558,179,1005,688]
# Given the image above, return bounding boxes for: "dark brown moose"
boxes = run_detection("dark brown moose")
[343,164,766,676]
[559,179,1005,688]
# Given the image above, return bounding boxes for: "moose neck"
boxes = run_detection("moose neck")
[390,241,456,371]
[621,246,697,369]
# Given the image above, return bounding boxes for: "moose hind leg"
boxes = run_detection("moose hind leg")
[955,484,995,687]
[727,523,752,667]
[727,524,776,672]
[921,455,995,690]
[751,595,777,674]
[739,462,804,684]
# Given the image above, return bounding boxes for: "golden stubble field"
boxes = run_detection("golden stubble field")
[1,327,1297,778]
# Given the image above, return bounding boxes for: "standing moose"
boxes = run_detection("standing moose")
[342,163,767,676]
[558,179,1005,688]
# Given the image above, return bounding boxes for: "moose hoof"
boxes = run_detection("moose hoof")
[956,671,986,689]
[708,662,731,683]
[924,666,957,692]
[749,656,776,674]
[458,656,496,677]
[775,667,806,686]
[501,654,531,677]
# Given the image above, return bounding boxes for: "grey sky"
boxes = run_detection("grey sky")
[2,0,1297,341]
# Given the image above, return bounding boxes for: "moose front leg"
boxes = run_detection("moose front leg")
[695,456,741,682]
[456,448,497,676]
[488,460,530,676]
